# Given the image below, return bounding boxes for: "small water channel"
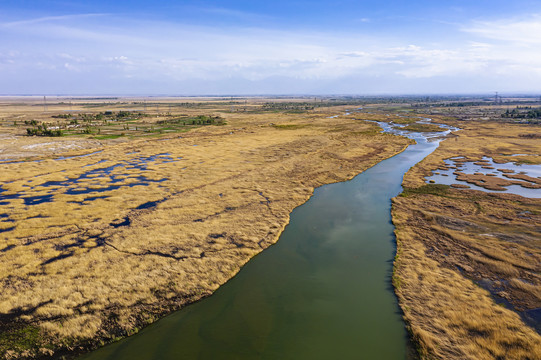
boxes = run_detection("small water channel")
[81,118,451,360]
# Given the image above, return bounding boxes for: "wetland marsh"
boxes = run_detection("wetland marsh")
[81,113,448,360]
[1,96,541,360]
[0,97,412,359]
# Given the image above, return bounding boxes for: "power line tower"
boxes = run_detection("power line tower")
[43,96,48,113]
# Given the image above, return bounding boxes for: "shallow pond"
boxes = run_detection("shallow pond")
[426,156,541,198]
[81,118,450,359]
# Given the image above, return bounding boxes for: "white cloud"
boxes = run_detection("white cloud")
[0,14,109,28]
[463,15,541,45]
[1,13,541,93]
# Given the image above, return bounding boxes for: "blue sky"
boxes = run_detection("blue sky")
[1,0,541,95]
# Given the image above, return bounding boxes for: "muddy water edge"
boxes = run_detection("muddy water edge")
[80,119,451,360]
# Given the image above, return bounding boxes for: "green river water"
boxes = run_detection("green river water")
[81,121,448,360]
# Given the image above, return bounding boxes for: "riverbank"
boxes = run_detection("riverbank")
[80,114,424,360]
[392,118,541,359]
[0,101,412,359]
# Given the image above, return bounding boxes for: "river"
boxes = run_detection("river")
[81,118,452,360]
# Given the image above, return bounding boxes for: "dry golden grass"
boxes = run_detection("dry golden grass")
[393,115,541,359]
[0,99,411,358]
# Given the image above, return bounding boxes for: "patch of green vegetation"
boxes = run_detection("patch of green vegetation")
[0,325,41,356]
[26,124,63,137]
[392,242,403,290]
[400,184,450,197]
[157,115,225,126]
[25,112,228,140]
[474,201,484,214]
[271,124,306,130]
[284,110,309,114]
[94,134,125,140]
[441,116,457,122]
[501,107,541,120]
[350,129,381,136]
[145,128,192,138]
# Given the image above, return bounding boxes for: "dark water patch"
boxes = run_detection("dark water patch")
[84,195,110,202]
[24,195,54,206]
[69,196,110,205]
[28,215,49,219]
[0,245,16,253]
[0,299,54,323]
[57,236,106,251]
[0,187,19,200]
[474,278,540,333]
[41,252,74,266]
[83,159,108,167]
[522,308,541,334]
[0,227,15,234]
[63,178,166,196]
[110,217,131,228]
[208,233,226,239]
[136,197,168,210]
[0,153,174,207]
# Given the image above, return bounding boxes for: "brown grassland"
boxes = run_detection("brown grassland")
[0,97,412,358]
[390,111,541,359]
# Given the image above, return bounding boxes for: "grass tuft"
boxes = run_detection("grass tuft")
[400,184,450,197]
